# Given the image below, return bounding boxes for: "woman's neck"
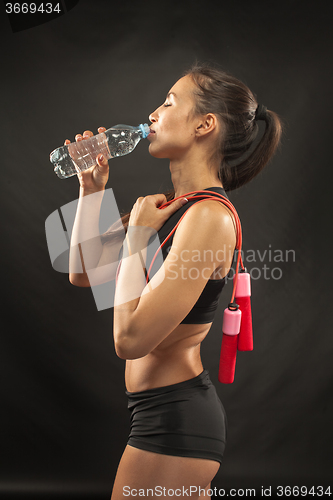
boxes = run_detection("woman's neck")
[169,157,223,199]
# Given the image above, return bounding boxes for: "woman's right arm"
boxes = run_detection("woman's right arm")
[67,128,123,287]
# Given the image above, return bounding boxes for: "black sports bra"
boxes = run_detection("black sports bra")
[146,186,234,325]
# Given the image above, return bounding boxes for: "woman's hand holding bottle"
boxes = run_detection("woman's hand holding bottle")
[64,127,109,195]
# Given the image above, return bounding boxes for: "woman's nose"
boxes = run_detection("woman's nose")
[149,109,158,123]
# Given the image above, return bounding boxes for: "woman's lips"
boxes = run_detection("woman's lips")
[148,128,156,138]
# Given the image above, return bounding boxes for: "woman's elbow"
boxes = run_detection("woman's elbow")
[115,344,135,360]
[114,335,148,360]
[69,273,91,287]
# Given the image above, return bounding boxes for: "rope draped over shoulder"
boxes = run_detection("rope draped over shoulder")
[255,104,268,121]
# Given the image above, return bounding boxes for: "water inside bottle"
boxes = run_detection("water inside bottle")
[107,130,139,158]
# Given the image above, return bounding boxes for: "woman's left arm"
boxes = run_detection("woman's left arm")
[113,194,236,359]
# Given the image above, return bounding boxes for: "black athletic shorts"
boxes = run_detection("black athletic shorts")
[126,369,227,464]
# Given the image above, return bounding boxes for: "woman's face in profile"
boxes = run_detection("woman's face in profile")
[148,75,200,160]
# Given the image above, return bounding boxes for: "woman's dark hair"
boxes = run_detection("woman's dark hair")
[185,63,283,191]
[101,63,283,243]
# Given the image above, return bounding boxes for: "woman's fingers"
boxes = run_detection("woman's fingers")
[82,130,93,139]
[65,127,105,148]
[96,154,109,167]
[65,128,105,145]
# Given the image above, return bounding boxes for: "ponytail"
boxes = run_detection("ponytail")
[185,63,283,192]
[220,108,283,191]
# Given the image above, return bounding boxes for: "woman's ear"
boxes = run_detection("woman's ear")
[195,113,218,136]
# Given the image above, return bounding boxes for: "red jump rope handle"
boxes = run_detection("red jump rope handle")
[218,305,242,384]
[234,272,253,351]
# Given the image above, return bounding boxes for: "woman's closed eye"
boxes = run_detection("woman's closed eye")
[163,103,172,107]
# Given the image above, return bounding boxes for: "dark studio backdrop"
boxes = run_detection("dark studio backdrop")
[1,0,332,498]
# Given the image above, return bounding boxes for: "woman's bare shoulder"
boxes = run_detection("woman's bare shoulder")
[174,198,237,248]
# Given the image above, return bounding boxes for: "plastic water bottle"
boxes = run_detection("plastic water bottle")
[50,123,150,179]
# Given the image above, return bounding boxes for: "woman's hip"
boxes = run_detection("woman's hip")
[125,369,227,464]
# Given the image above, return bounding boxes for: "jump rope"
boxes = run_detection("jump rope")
[117,190,253,384]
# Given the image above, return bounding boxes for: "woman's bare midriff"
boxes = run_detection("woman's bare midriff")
[125,321,212,392]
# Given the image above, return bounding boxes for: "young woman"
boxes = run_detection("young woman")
[67,64,282,498]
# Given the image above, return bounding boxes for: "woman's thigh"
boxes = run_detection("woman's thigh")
[111,445,220,500]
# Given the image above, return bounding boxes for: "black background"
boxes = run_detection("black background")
[1,0,332,498]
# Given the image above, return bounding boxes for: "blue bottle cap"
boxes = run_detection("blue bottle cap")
[139,123,150,139]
